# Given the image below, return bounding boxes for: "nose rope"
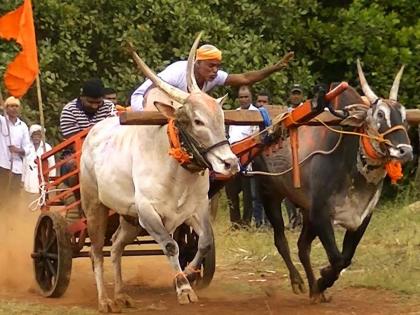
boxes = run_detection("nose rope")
[166,119,230,172]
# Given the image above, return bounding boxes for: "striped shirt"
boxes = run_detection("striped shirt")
[60,98,113,138]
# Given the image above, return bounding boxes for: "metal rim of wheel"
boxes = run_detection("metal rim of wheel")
[32,212,73,297]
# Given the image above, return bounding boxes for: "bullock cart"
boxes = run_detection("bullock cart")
[32,82,418,298]
[28,82,356,298]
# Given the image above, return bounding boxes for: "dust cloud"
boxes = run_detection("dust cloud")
[0,191,39,295]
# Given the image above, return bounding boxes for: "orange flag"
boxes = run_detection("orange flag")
[0,0,39,97]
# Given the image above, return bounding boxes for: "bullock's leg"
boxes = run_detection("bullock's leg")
[137,201,198,304]
[297,218,318,300]
[110,216,141,308]
[183,207,213,280]
[310,205,345,302]
[341,213,372,265]
[263,196,305,294]
[320,213,373,288]
[85,204,120,313]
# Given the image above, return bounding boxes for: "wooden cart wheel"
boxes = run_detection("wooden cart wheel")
[174,223,216,289]
[32,212,73,297]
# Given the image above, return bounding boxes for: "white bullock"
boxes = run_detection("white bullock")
[80,34,239,312]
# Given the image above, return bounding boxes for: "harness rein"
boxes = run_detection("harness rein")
[167,119,229,173]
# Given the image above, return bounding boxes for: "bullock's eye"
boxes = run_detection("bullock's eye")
[194,119,205,126]
[377,111,385,120]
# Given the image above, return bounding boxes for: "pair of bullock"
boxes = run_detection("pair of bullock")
[80,36,412,311]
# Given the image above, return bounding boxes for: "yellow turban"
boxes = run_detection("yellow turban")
[196,44,222,61]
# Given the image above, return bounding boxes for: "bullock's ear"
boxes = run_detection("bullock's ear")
[154,101,178,119]
[340,105,368,127]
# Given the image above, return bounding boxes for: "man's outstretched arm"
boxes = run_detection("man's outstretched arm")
[224,51,294,87]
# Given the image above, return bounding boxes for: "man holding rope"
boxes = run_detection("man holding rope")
[0,96,30,200]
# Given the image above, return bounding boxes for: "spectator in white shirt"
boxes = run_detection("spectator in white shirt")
[225,86,259,229]
[131,44,293,111]
[0,96,30,198]
[22,124,56,194]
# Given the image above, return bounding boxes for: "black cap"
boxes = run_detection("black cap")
[81,78,105,98]
[290,84,303,93]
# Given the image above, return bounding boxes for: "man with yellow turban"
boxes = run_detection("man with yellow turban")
[130,43,293,111]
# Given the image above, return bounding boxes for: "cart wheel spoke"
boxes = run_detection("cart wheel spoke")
[45,233,57,252]
[46,255,57,278]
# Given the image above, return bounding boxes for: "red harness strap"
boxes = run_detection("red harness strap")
[167,119,191,165]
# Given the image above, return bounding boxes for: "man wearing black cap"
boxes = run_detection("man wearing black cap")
[60,78,114,139]
[288,84,304,109]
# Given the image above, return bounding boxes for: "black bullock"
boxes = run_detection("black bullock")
[254,60,413,302]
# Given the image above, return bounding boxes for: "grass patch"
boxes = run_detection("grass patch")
[0,300,96,315]
[214,193,420,294]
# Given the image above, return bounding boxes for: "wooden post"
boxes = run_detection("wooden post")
[289,127,301,188]
[36,74,47,152]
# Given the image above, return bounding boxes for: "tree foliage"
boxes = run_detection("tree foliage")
[0,0,418,143]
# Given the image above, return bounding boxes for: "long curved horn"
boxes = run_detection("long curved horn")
[357,59,378,104]
[389,65,404,101]
[127,42,189,104]
[186,32,202,92]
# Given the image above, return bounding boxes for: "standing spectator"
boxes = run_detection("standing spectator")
[0,96,30,199]
[225,86,259,229]
[255,90,271,108]
[22,124,56,194]
[60,78,114,139]
[288,84,304,109]
[252,90,272,228]
[103,87,118,105]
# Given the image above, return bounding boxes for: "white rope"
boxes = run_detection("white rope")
[28,155,70,212]
[244,133,343,177]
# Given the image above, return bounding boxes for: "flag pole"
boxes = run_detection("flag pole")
[35,74,46,152]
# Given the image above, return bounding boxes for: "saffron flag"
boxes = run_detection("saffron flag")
[0,0,39,97]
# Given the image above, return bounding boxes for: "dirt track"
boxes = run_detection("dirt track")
[0,194,419,315]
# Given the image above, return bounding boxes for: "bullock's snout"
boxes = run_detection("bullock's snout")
[223,156,240,174]
[390,144,413,163]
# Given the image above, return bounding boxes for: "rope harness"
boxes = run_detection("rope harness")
[246,106,408,185]
[313,118,407,184]
[167,119,229,173]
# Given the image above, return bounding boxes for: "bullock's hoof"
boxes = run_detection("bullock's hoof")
[291,281,306,295]
[177,288,199,304]
[115,293,135,308]
[291,273,306,294]
[98,298,121,313]
[310,292,331,304]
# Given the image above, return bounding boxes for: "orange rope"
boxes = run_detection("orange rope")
[167,119,191,164]
[314,118,406,184]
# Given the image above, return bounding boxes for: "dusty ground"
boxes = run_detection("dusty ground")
[0,193,419,315]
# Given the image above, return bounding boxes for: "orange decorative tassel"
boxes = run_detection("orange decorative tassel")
[385,160,403,185]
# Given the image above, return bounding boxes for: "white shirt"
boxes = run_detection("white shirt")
[23,142,56,194]
[131,60,229,111]
[0,115,30,174]
[228,104,260,144]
